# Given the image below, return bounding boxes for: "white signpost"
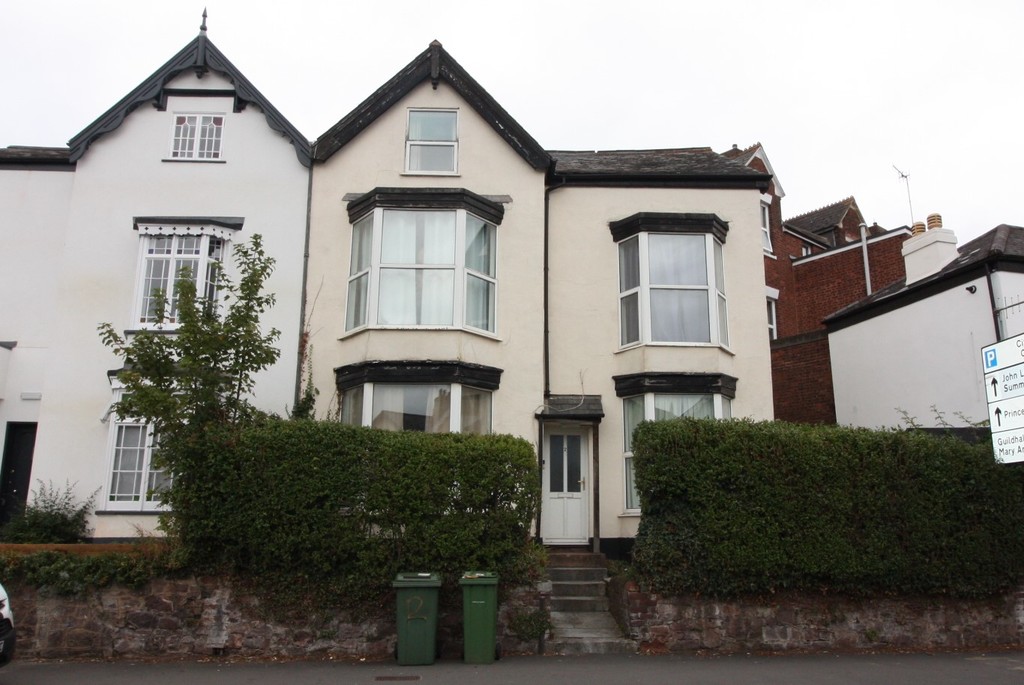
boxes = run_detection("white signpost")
[982,333,1024,463]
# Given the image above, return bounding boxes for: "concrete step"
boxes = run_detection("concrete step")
[548,567,607,583]
[547,611,636,655]
[550,580,607,597]
[550,595,609,612]
[546,551,607,568]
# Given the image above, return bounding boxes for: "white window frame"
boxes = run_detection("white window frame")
[133,223,234,329]
[622,392,732,513]
[169,113,225,160]
[405,109,458,175]
[103,390,170,512]
[340,382,492,434]
[345,208,497,334]
[760,201,773,253]
[618,232,729,348]
[767,297,778,340]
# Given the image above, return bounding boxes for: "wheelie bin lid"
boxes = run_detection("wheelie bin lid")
[393,572,442,587]
[459,571,498,585]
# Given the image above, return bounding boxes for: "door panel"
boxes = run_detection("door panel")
[541,427,589,543]
[1,422,37,525]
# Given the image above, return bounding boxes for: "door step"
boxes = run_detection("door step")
[544,549,636,655]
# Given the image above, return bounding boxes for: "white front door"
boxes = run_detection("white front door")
[541,426,590,544]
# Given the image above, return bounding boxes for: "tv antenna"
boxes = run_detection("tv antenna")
[893,165,915,226]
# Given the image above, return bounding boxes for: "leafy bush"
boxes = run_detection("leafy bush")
[0,546,175,595]
[0,481,96,543]
[632,419,1024,598]
[170,420,540,610]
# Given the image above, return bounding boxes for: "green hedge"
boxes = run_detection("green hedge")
[171,420,540,608]
[632,419,1024,598]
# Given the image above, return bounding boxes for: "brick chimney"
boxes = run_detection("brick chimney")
[902,213,958,285]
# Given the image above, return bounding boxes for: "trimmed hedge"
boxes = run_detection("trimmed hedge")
[173,420,540,608]
[632,419,1024,598]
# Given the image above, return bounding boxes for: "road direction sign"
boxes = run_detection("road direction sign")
[982,333,1024,463]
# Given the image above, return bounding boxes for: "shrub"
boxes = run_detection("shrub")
[0,481,96,543]
[632,419,1024,598]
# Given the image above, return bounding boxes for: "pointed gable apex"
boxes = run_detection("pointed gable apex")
[68,26,311,166]
[313,41,550,170]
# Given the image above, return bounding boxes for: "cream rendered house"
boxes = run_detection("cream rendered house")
[0,22,311,538]
[306,42,775,556]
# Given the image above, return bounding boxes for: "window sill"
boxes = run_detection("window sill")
[619,511,641,518]
[400,170,460,177]
[96,509,166,516]
[340,325,502,343]
[763,250,777,260]
[616,341,731,353]
[162,158,226,164]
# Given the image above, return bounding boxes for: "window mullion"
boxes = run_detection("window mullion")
[368,209,383,326]
[450,384,463,432]
[639,233,652,343]
[361,383,375,427]
[454,210,466,328]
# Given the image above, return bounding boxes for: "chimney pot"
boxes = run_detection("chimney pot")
[927,213,943,231]
[912,221,926,236]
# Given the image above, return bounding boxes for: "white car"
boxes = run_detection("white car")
[0,582,14,666]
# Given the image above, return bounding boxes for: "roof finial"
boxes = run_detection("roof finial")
[201,8,208,32]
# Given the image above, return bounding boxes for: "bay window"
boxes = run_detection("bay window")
[344,188,502,334]
[133,217,242,327]
[335,360,502,434]
[612,213,729,348]
[615,372,736,511]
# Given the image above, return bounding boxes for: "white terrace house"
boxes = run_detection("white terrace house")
[0,22,311,539]
[305,41,775,556]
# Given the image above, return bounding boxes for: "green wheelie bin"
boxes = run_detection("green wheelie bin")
[393,572,442,665]
[460,571,499,664]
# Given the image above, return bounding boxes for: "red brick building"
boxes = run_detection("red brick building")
[724,145,910,423]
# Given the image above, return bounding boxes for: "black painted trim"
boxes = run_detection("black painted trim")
[335,360,504,392]
[612,372,738,399]
[133,216,244,231]
[346,187,505,225]
[155,88,246,113]
[610,212,729,243]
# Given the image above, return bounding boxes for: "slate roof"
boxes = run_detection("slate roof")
[825,224,1024,327]
[548,148,771,188]
[0,146,73,169]
[314,41,549,170]
[68,25,311,166]
[785,197,859,234]
[536,395,605,421]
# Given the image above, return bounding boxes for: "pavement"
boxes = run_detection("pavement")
[3,651,1024,685]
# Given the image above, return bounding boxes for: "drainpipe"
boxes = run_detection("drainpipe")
[543,176,566,399]
[859,223,873,296]
[294,156,315,410]
[986,263,1002,340]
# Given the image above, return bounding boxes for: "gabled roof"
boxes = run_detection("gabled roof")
[785,197,861,234]
[720,142,785,197]
[314,41,550,170]
[826,224,1024,329]
[68,22,311,166]
[548,148,771,189]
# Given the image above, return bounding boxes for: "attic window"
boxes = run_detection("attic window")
[406,109,457,174]
[171,114,224,160]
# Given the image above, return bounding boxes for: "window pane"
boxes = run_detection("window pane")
[110,425,147,502]
[566,435,582,493]
[714,240,726,293]
[381,211,455,265]
[408,144,456,172]
[620,292,640,345]
[466,274,495,332]
[340,386,364,426]
[618,238,640,292]
[372,384,450,432]
[654,394,715,420]
[141,259,170,323]
[650,289,710,342]
[379,268,454,325]
[718,293,730,347]
[345,273,368,330]
[461,386,492,434]
[649,234,706,286]
[550,435,564,493]
[623,396,644,452]
[350,215,373,275]
[625,457,639,510]
[409,111,456,141]
[466,217,495,276]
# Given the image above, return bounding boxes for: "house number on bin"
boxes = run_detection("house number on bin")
[405,595,427,621]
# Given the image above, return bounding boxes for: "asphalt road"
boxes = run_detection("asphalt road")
[2,651,1024,685]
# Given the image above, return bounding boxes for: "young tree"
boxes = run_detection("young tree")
[98,234,280,561]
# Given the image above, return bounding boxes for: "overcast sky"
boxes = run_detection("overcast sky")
[4,0,1020,243]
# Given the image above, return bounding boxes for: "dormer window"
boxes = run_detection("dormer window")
[406,109,457,174]
[171,114,224,160]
